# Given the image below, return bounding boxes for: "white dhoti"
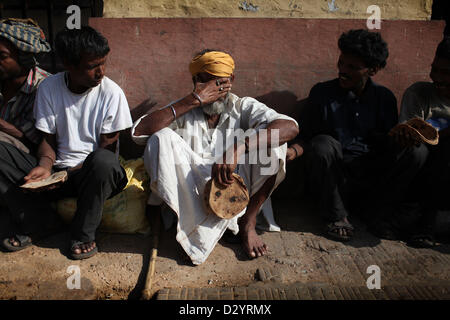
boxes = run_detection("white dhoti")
[143,127,287,265]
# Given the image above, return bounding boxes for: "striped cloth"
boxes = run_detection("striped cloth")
[0,66,51,149]
[0,18,50,53]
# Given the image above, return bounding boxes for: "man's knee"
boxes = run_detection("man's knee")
[84,148,123,179]
[0,141,14,158]
[145,127,177,155]
[308,134,342,164]
[404,144,429,169]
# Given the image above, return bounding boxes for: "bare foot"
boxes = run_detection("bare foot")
[239,220,268,259]
[72,241,96,255]
[9,237,20,247]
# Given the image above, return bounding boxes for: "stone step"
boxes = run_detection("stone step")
[156,283,450,300]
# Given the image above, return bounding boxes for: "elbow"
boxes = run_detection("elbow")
[292,122,300,139]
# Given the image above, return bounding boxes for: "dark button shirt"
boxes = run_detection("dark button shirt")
[297,78,398,157]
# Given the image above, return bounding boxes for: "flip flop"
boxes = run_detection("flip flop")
[2,235,32,252]
[70,241,98,260]
[327,221,354,242]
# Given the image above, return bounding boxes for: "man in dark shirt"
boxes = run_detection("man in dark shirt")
[288,29,428,241]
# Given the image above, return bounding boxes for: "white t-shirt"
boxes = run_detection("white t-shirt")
[34,72,133,168]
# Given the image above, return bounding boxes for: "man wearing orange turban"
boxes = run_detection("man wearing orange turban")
[132,49,299,264]
[189,50,235,78]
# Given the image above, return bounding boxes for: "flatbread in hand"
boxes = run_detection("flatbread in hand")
[204,173,250,219]
[389,118,439,146]
[20,171,68,192]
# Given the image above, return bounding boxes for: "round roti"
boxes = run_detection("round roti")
[204,173,250,219]
[20,170,68,192]
[389,117,439,145]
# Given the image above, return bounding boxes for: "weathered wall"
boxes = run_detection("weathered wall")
[103,0,433,20]
[90,18,444,158]
[89,18,444,157]
[91,18,443,110]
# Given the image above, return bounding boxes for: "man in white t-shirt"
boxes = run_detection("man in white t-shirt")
[1,26,132,260]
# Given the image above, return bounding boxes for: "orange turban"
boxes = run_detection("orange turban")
[189,51,235,77]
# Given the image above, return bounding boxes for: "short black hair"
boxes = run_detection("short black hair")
[338,29,389,69]
[55,26,110,66]
[435,37,450,60]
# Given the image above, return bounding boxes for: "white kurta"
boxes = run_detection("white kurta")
[132,93,298,265]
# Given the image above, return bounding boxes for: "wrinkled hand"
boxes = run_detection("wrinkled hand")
[211,162,237,187]
[194,78,232,106]
[23,166,51,184]
[211,144,243,187]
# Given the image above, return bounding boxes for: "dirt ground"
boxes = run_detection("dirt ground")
[0,194,449,300]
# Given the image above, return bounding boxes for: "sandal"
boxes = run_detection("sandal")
[408,234,437,248]
[70,240,98,260]
[327,221,354,242]
[2,235,32,252]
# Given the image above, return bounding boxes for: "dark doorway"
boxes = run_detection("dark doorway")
[0,0,103,73]
[432,0,450,37]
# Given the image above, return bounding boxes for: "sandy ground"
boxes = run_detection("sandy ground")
[1,191,449,300]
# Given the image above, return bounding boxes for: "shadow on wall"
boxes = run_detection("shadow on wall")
[255,92,309,201]
[120,98,158,160]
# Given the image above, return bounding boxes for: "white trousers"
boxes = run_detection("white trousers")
[143,127,287,265]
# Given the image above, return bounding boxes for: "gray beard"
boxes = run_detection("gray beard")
[202,94,229,116]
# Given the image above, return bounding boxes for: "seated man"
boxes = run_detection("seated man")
[0,26,132,260]
[397,37,450,247]
[288,29,427,241]
[0,18,51,154]
[132,49,299,265]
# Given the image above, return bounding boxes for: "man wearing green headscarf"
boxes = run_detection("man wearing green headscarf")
[0,18,51,154]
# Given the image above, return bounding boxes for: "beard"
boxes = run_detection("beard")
[202,93,229,116]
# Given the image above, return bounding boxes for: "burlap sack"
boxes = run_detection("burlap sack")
[204,173,250,219]
[389,118,439,146]
[56,157,151,235]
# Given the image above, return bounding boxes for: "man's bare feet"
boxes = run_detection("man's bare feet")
[72,241,96,255]
[327,216,354,241]
[70,241,98,260]
[239,218,268,258]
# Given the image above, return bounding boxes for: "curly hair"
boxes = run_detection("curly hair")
[338,29,389,69]
[435,37,450,60]
[55,26,110,66]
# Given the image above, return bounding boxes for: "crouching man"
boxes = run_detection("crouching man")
[132,50,298,264]
[0,26,132,259]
